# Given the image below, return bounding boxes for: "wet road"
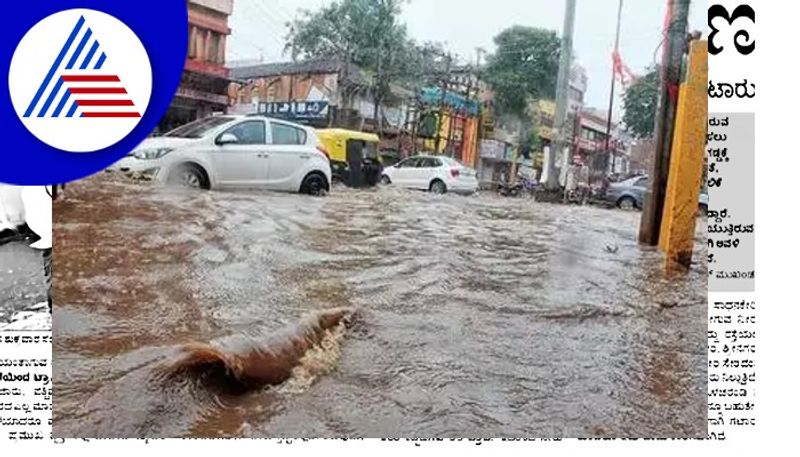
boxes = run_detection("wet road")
[53,175,707,438]
[1,242,48,325]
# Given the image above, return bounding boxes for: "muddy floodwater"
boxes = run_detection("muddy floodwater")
[53,175,707,438]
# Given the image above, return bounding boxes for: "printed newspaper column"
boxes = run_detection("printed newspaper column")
[707,114,755,290]
[706,113,756,439]
[707,0,757,440]
[0,334,52,440]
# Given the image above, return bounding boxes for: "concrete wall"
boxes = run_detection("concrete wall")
[190,0,234,15]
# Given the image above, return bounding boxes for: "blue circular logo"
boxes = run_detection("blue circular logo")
[1,1,187,184]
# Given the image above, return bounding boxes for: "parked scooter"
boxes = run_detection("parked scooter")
[564,183,595,205]
[497,182,521,197]
[498,175,539,198]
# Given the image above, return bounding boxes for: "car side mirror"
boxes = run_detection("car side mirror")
[216,133,239,146]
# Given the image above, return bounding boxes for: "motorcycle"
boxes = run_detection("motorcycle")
[564,184,592,205]
[498,175,539,198]
[498,182,522,197]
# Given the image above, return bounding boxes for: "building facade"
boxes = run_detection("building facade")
[535,63,587,148]
[230,61,394,126]
[228,60,418,152]
[158,0,235,133]
[628,137,655,175]
[576,107,630,179]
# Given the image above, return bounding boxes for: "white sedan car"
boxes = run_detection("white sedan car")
[381,155,479,195]
[111,115,332,195]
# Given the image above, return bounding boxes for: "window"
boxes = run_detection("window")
[270,123,307,145]
[569,87,584,103]
[634,177,651,188]
[192,29,206,61]
[187,27,225,64]
[209,33,221,64]
[222,121,266,145]
[418,158,441,168]
[364,142,379,159]
[398,158,420,168]
[441,156,463,167]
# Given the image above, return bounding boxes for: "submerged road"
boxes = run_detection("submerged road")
[53,175,707,438]
[1,241,48,325]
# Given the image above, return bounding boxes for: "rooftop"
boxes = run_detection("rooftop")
[230,60,364,81]
[189,0,234,15]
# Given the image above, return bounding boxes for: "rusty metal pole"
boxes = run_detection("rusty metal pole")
[605,0,623,177]
[638,0,690,246]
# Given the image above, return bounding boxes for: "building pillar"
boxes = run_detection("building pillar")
[189,26,197,59]
[219,34,227,64]
[204,29,211,62]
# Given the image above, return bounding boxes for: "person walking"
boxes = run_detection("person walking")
[0,185,53,312]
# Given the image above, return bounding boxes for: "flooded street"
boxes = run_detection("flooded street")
[53,175,707,439]
[1,242,48,324]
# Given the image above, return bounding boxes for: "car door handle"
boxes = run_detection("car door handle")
[299,154,310,159]
[257,153,269,159]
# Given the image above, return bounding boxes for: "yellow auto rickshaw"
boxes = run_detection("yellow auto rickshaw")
[316,129,383,188]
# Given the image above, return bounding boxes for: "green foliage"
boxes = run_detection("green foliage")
[622,66,660,139]
[521,127,541,152]
[483,26,561,118]
[286,0,439,108]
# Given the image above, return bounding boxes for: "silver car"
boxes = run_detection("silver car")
[606,175,651,210]
[606,175,709,215]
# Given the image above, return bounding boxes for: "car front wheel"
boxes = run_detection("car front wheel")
[168,164,209,190]
[380,175,391,185]
[617,196,637,211]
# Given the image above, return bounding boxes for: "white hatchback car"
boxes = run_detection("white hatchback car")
[381,155,479,195]
[112,115,332,195]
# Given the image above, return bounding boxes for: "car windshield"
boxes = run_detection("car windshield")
[164,116,234,139]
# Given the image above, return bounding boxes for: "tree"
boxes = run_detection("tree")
[286,0,427,129]
[622,66,660,139]
[483,26,561,119]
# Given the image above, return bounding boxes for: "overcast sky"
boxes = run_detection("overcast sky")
[227,0,705,112]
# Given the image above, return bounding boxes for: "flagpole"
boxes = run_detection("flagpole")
[604,0,624,178]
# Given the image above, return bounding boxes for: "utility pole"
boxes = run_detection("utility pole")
[288,28,297,103]
[472,47,485,104]
[342,42,352,114]
[434,53,453,155]
[372,10,387,136]
[638,0,690,246]
[605,0,624,178]
[547,0,577,190]
[372,55,383,135]
[461,50,483,163]
[410,104,418,156]
[444,60,458,158]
